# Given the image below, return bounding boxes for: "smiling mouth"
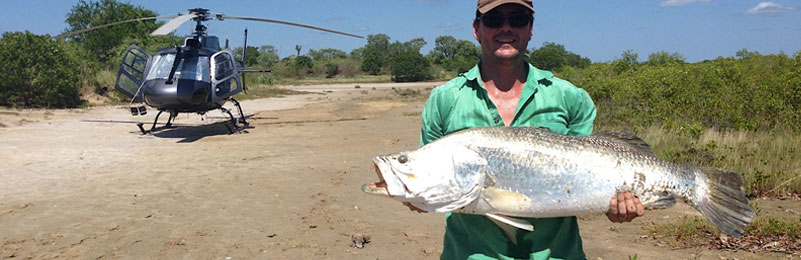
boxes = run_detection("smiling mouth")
[496,38,515,43]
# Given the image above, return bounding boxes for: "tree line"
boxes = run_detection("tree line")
[0,0,597,108]
[1,0,799,138]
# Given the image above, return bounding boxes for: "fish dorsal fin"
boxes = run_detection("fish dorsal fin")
[486,213,533,245]
[596,131,656,157]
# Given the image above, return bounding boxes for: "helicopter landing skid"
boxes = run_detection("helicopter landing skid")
[220,98,249,134]
[136,110,176,135]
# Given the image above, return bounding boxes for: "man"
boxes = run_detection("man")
[412,0,645,259]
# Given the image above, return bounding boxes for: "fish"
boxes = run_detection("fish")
[362,126,755,240]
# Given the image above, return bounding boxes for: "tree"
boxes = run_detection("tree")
[257,45,280,67]
[361,34,391,74]
[325,63,339,78]
[646,51,685,65]
[428,36,480,73]
[388,37,427,58]
[390,50,431,82]
[612,49,640,74]
[65,0,162,67]
[362,52,383,75]
[404,38,427,53]
[308,48,348,61]
[295,45,302,56]
[528,42,590,71]
[431,36,459,60]
[233,46,260,66]
[0,31,81,108]
[429,36,480,61]
[294,56,313,77]
[736,48,761,59]
[349,47,364,60]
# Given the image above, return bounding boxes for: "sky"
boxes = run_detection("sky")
[1,0,799,63]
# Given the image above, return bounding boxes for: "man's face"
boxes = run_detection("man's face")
[473,4,533,63]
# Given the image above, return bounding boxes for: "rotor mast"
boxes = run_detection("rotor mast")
[188,8,211,37]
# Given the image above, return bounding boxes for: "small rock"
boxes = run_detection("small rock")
[351,234,371,249]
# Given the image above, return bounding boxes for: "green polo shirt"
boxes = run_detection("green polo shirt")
[420,62,596,260]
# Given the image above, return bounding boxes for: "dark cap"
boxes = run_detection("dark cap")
[477,0,535,14]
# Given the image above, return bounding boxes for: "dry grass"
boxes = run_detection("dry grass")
[644,215,801,253]
[639,126,801,196]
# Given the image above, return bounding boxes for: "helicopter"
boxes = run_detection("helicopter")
[55,8,363,134]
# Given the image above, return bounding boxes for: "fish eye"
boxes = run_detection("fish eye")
[398,155,408,164]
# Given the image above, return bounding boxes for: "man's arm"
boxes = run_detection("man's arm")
[405,87,451,213]
[420,87,447,146]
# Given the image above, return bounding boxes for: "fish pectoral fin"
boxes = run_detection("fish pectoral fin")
[482,188,532,212]
[485,213,533,231]
[486,213,533,245]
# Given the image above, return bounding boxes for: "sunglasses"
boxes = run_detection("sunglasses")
[479,13,532,28]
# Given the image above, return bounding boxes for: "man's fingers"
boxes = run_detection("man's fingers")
[607,192,645,223]
[624,192,637,220]
[607,196,619,222]
[608,196,619,215]
[624,192,637,212]
[616,192,627,219]
[635,196,645,216]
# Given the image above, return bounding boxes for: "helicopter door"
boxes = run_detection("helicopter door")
[210,50,242,102]
[115,45,151,101]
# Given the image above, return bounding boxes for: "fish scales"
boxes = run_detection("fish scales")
[364,126,755,237]
[453,127,690,217]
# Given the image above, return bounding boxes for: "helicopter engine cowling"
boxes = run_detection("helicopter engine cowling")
[142,79,217,112]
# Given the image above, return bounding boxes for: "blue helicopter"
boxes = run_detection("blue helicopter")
[56,8,363,134]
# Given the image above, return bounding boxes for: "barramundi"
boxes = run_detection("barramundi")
[362,126,755,238]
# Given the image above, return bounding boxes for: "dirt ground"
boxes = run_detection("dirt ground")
[1,82,799,260]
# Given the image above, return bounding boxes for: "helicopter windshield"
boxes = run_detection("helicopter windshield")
[146,53,210,82]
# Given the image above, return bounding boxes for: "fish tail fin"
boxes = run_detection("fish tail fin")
[692,166,755,237]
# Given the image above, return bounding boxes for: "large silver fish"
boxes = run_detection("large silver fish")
[363,126,755,238]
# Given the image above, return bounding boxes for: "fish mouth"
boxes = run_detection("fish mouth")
[361,161,390,196]
[362,156,406,197]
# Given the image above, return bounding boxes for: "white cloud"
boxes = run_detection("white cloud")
[658,0,712,7]
[745,2,798,15]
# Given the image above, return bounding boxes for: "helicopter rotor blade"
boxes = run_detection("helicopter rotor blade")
[150,13,197,36]
[222,16,364,39]
[54,16,177,39]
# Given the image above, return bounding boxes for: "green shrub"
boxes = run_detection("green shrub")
[324,62,339,78]
[562,52,801,135]
[361,52,383,75]
[390,51,431,82]
[0,31,81,108]
[528,42,591,71]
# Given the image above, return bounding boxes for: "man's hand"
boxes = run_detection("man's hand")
[606,191,645,223]
[403,202,428,213]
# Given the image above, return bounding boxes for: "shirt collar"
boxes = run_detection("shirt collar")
[462,61,554,91]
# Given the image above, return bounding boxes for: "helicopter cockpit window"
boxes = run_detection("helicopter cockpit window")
[213,53,235,80]
[145,53,210,82]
